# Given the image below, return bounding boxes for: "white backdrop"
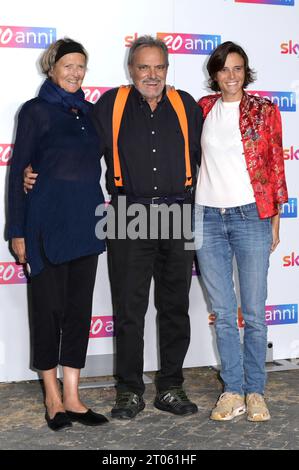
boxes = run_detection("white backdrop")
[0,0,298,382]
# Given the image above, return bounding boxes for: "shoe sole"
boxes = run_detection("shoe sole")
[154,400,198,416]
[111,402,145,420]
[68,418,108,426]
[47,422,73,431]
[247,414,271,422]
[66,411,108,426]
[210,405,246,421]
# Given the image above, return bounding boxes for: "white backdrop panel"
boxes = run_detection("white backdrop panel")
[0,0,298,382]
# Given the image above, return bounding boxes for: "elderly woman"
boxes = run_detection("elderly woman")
[194,41,288,422]
[8,38,108,430]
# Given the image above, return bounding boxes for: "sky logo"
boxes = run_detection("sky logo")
[82,86,112,104]
[89,316,114,338]
[283,252,299,267]
[281,40,299,55]
[235,0,294,5]
[125,33,138,47]
[157,32,221,55]
[0,262,27,284]
[280,198,297,218]
[265,304,298,325]
[0,26,56,48]
[284,146,299,160]
[248,90,296,111]
[0,144,13,166]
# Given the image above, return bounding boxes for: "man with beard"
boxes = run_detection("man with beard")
[93,35,203,419]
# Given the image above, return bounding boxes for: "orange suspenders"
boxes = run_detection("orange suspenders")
[112,86,131,187]
[112,85,192,188]
[166,89,192,187]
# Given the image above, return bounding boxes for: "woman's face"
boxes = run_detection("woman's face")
[215,52,245,102]
[49,52,86,93]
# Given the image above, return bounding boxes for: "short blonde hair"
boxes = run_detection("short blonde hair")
[39,37,88,77]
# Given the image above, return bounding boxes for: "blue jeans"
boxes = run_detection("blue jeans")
[194,203,272,395]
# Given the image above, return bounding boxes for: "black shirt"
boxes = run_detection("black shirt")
[93,86,203,197]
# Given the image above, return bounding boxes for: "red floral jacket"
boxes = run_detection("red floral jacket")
[198,92,288,218]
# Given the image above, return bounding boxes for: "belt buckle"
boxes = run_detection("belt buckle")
[151,197,160,207]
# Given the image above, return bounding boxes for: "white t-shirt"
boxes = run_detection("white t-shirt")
[195,98,255,207]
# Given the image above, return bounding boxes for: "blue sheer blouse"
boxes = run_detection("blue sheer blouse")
[8,94,105,276]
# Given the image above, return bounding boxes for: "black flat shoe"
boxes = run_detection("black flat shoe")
[45,411,72,431]
[66,409,109,426]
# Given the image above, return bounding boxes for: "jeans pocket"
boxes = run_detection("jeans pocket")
[242,208,258,221]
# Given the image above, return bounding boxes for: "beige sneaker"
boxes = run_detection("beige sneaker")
[246,393,271,422]
[210,392,246,421]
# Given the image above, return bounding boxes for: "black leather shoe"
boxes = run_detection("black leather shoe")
[111,391,145,419]
[66,409,109,426]
[45,411,72,431]
[154,387,198,416]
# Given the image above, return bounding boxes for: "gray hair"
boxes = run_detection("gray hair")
[39,37,88,77]
[127,35,169,67]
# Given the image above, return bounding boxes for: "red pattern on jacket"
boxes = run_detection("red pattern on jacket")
[198,92,288,218]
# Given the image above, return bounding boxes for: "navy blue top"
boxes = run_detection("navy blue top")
[8,81,105,276]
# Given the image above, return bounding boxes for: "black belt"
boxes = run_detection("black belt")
[125,193,193,206]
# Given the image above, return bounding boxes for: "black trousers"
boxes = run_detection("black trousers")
[29,254,98,371]
[107,197,194,396]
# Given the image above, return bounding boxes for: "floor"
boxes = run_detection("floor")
[0,367,299,451]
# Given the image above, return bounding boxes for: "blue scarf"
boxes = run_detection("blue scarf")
[38,79,90,115]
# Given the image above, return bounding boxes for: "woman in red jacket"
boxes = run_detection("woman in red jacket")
[194,41,288,422]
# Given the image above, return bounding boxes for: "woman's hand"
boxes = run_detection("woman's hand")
[12,238,26,264]
[271,212,280,252]
[23,164,38,193]
[166,84,175,92]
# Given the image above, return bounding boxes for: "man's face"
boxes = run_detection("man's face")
[129,46,168,102]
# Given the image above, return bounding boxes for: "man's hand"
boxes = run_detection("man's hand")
[12,238,26,264]
[24,164,38,193]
